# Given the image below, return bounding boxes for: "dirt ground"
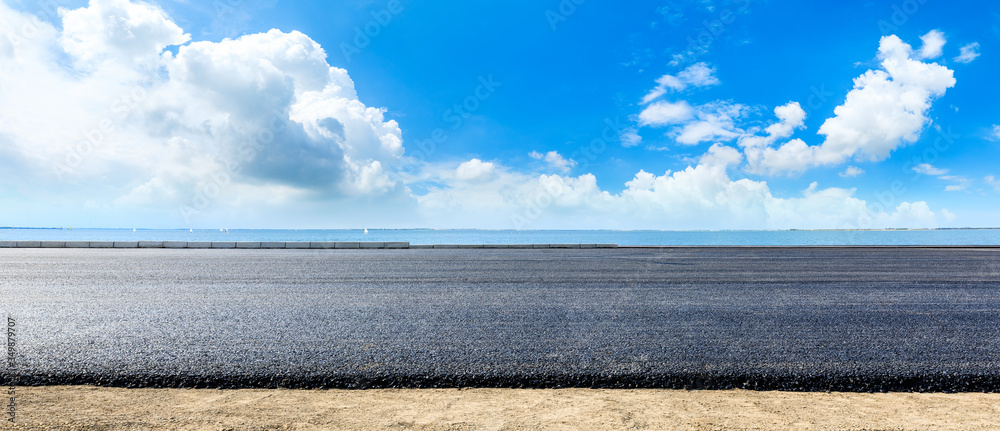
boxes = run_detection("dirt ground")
[0,386,998,430]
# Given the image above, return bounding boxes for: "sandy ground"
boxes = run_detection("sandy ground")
[0,387,997,430]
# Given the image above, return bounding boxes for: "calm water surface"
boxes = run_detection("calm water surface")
[2,228,999,246]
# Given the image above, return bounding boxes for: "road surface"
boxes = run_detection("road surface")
[1,247,999,391]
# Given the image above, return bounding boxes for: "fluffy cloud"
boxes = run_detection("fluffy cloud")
[673,102,745,145]
[416,155,950,230]
[455,159,497,182]
[641,62,719,104]
[0,0,405,227]
[640,101,744,145]
[765,102,807,139]
[917,30,945,59]
[747,35,955,175]
[60,0,189,67]
[0,2,960,230]
[529,151,576,173]
[637,63,742,146]
[954,43,980,63]
[638,100,693,126]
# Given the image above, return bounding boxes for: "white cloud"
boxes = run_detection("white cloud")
[638,100,693,126]
[941,176,971,192]
[638,101,745,146]
[530,150,576,173]
[673,102,745,145]
[749,35,956,175]
[913,163,948,176]
[620,127,642,147]
[59,0,190,67]
[0,0,406,227]
[637,65,738,146]
[954,43,981,63]
[840,166,864,177]
[416,156,950,230]
[986,175,1000,192]
[641,62,719,104]
[917,30,946,59]
[0,2,963,231]
[992,125,1000,140]
[913,164,971,191]
[698,143,742,167]
[765,102,807,139]
[455,159,497,182]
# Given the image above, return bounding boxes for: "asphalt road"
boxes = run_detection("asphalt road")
[2,247,1000,392]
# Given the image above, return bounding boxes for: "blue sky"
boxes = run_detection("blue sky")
[0,0,997,229]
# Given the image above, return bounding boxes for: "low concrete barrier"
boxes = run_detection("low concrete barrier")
[0,241,618,249]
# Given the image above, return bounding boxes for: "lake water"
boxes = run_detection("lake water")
[1,228,999,246]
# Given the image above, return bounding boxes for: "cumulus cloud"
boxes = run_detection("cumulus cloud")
[672,102,745,145]
[734,102,806,154]
[641,62,719,104]
[0,2,960,230]
[59,0,190,68]
[765,102,807,139]
[530,151,576,173]
[917,30,945,59]
[455,159,497,182]
[747,35,955,175]
[415,156,951,230]
[954,43,981,63]
[639,100,745,146]
[0,0,405,227]
[638,100,693,126]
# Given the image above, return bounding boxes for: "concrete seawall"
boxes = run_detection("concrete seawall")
[0,241,618,249]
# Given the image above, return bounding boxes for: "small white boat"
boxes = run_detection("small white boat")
[364,228,369,235]
[189,228,193,233]
[132,228,136,232]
